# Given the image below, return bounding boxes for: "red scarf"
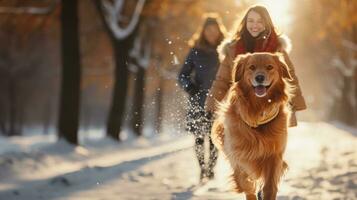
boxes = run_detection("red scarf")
[235,30,279,56]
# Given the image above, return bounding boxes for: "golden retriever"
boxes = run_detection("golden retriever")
[211,52,293,200]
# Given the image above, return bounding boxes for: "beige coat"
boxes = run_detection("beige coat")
[205,36,307,127]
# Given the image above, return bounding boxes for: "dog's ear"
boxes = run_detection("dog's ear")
[232,54,250,82]
[273,53,292,80]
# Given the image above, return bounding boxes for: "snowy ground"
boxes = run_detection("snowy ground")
[0,122,356,200]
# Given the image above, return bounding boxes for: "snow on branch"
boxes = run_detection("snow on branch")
[152,59,177,80]
[0,0,58,15]
[331,56,355,77]
[156,66,177,80]
[101,0,146,40]
[342,39,357,52]
[128,62,139,73]
[130,34,151,69]
[331,39,357,77]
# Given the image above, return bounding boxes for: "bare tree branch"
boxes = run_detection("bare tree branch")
[332,56,355,77]
[130,34,151,68]
[100,0,146,40]
[342,39,357,52]
[0,0,59,15]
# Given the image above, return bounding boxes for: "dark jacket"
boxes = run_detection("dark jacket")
[178,47,219,108]
[178,47,220,134]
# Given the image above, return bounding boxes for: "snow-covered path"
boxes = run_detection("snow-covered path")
[0,122,356,200]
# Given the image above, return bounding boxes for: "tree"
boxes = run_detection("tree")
[58,0,81,144]
[0,0,59,136]
[290,0,357,125]
[128,25,151,136]
[93,0,145,141]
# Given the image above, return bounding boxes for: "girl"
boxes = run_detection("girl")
[178,13,226,182]
[205,5,306,127]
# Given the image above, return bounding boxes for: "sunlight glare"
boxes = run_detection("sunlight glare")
[255,0,293,32]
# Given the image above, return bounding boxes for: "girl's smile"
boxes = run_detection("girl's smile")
[246,10,265,37]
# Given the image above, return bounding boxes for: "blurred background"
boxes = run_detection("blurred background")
[0,0,356,143]
[0,1,356,199]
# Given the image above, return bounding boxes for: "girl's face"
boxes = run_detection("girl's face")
[204,24,220,46]
[246,10,265,37]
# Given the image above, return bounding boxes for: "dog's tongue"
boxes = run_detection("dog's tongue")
[255,85,267,97]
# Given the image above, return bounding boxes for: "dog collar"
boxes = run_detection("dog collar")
[241,104,280,128]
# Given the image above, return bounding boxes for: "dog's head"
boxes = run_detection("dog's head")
[232,52,292,100]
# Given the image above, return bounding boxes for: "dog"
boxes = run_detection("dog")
[211,52,293,200]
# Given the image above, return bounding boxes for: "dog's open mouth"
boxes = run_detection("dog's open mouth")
[254,84,271,97]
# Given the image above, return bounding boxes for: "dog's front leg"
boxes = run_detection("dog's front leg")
[231,169,257,199]
[262,156,284,200]
[246,193,257,200]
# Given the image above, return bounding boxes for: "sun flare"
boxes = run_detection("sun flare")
[255,0,293,32]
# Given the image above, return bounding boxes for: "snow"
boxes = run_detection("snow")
[0,2,57,15]
[0,122,356,199]
[101,0,146,40]
[130,34,151,68]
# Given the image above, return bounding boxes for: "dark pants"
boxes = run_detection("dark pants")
[194,132,218,179]
[187,101,218,179]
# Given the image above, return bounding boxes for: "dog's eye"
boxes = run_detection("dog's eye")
[249,65,256,71]
[266,65,274,70]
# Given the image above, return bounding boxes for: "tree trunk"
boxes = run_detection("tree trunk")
[105,36,135,140]
[58,0,81,145]
[130,67,145,136]
[93,0,140,141]
[43,96,52,135]
[352,27,357,126]
[0,108,5,135]
[355,71,357,126]
[16,106,24,136]
[8,78,19,136]
[154,77,163,134]
[0,80,8,135]
[339,76,355,125]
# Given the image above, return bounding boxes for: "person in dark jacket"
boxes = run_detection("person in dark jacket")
[178,13,226,183]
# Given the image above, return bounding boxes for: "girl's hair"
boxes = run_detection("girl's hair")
[188,13,226,50]
[230,5,277,51]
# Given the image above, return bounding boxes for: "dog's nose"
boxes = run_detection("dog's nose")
[255,75,265,83]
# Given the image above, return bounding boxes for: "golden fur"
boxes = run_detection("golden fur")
[211,52,293,200]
